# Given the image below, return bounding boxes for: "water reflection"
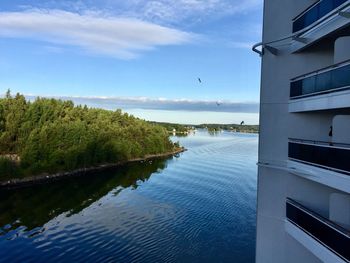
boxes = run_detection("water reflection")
[0,132,257,263]
[0,158,169,235]
[207,129,221,136]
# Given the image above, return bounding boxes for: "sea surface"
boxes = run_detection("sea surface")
[0,130,258,263]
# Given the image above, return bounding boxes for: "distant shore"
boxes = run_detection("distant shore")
[151,121,259,135]
[0,147,186,189]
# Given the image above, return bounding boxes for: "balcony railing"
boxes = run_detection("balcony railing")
[286,198,350,262]
[290,61,350,99]
[293,0,349,33]
[288,138,350,174]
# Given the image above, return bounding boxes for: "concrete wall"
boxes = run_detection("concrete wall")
[256,0,348,262]
[330,193,350,229]
[332,115,350,144]
[334,37,350,64]
[258,0,334,166]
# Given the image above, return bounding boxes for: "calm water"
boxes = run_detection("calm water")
[0,131,258,263]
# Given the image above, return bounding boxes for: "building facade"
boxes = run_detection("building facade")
[255,1,350,262]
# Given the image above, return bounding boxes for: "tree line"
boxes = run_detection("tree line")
[153,121,259,134]
[0,91,177,179]
[195,124,259,133]
[148,121,192,133]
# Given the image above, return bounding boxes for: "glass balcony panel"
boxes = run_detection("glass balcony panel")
[316,71,332,92]
[288,142,298,159]
[317,145,330,166]
[329,146,350,171]
[302,75,316,95]
[290,80,303,97]
[332,64,350,90]
[319,0,335,18]
[303,5,320,29]
[293,18,305,32]
[301,144,312,163]
[334,0,348,8]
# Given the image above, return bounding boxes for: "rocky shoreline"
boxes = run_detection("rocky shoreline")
[0,147,186,189]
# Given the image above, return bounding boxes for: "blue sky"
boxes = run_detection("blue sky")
[0,0,262,124]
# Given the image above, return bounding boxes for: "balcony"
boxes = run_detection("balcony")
[287,138,350,193]
[288,138,350,175]
[293,0,349,33]
[286,198,350,263]
[291,0,350,52]
[289,61,350,112]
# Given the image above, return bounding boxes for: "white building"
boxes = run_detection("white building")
[254,1,350,262]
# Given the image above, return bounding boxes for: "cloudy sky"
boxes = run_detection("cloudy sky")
[0,0,262,124]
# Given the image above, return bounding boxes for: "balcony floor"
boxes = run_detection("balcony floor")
[289,89,350,112]
[285,220,348,263]
[287,160,350,194]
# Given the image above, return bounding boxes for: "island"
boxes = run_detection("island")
[0,91,184,188]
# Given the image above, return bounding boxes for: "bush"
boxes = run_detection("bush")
[0,157,19,179]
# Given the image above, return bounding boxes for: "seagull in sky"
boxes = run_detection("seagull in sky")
[198,77,202,83]
[240,121,245,125]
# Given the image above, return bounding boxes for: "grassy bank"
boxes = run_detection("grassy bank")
[0,147,185,189]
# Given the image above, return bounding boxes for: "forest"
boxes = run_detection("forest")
[0,91,178,180]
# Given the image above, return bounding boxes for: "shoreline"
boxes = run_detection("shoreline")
[0,147,186,190]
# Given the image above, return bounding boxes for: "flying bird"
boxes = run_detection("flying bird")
[198,77,202,83]
[240,121,245,125]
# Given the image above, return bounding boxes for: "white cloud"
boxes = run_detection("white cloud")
[29,0,262,25]
[0,9,195,59]
[138,0,262,24]
[24,94,260,113]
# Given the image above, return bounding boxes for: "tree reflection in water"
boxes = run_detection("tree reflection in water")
[0,158,170,235]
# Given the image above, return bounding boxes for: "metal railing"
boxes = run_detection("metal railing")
[288,139,350,174]
[289,138,350,149]
[293,0,349,33]
[290,61,350,99]
[286,198,350,262]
